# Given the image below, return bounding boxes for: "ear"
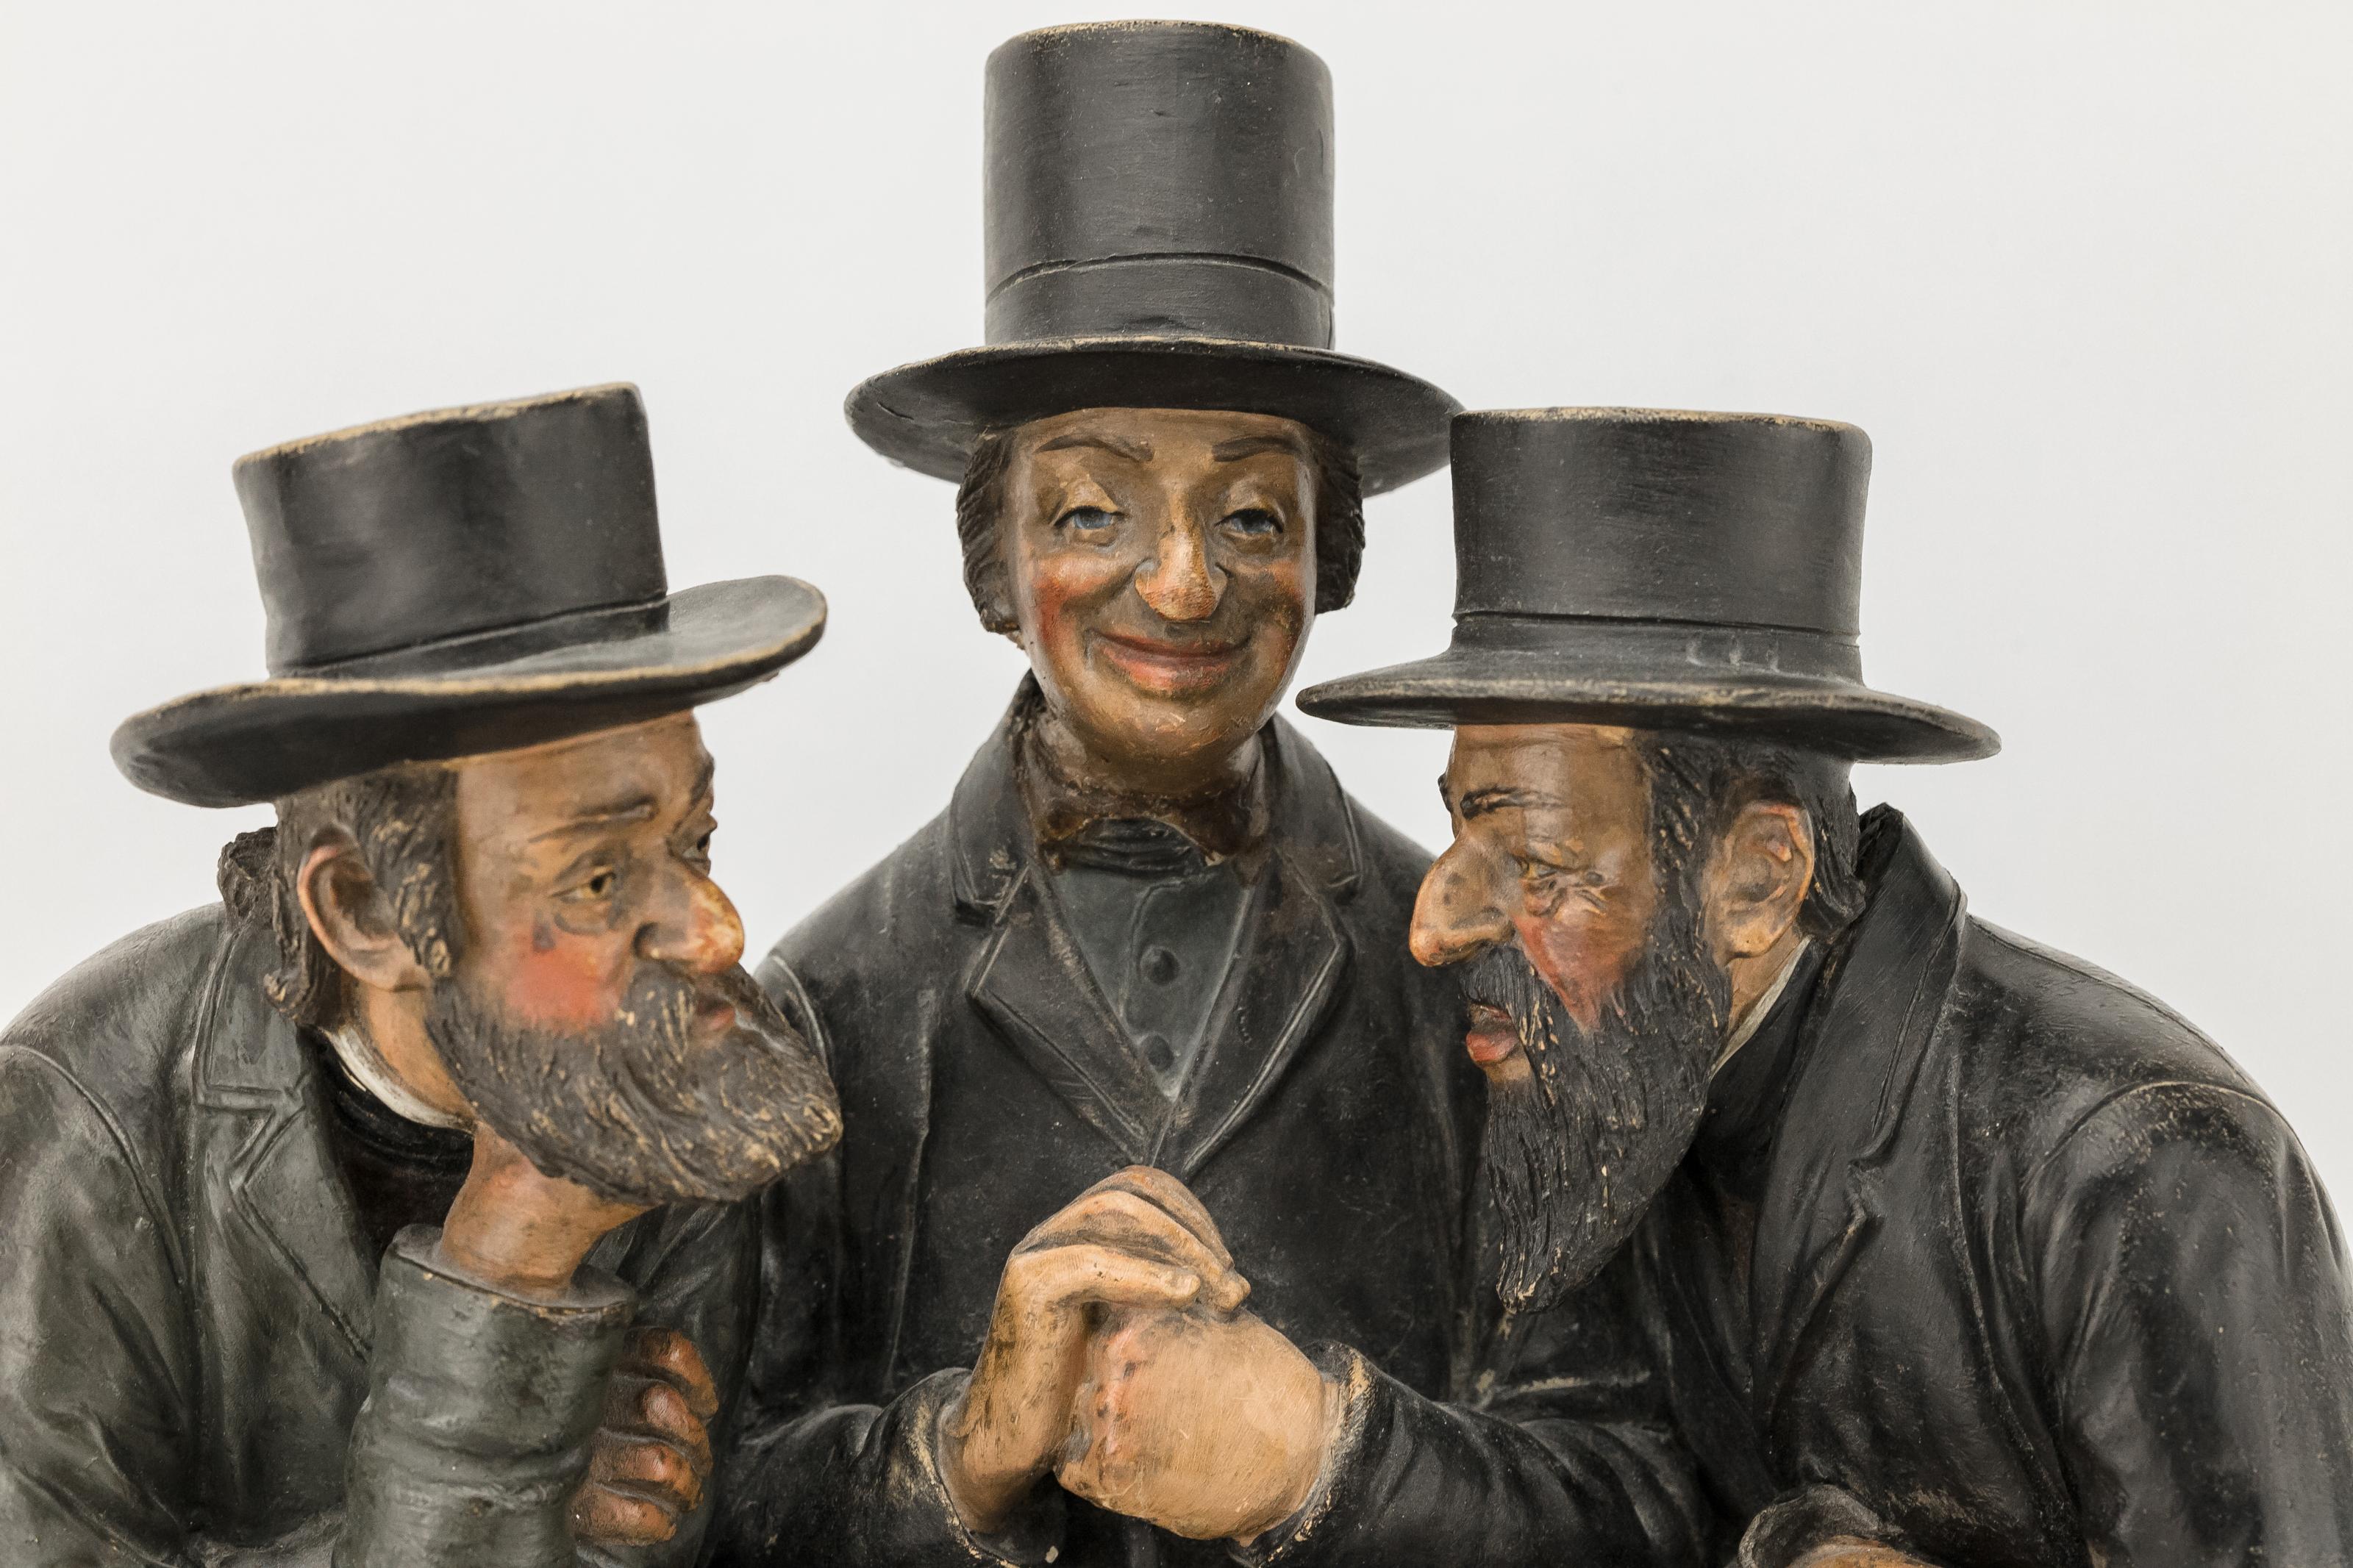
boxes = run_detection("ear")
[296,837,432,996]
[1700,799,1816,969]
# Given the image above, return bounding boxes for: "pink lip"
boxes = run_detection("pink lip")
[694,998,738,1037]
[1465,1003,1520,1065]
[1091,630,1245,695]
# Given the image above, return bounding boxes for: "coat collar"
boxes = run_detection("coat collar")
[951,682,1363,1175]
[949,679,1365,920]
[1746,807,1970,1427]
[194,920,376,1362]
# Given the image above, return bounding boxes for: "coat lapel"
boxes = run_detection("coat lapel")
[966,861,1167,1162]
[1750,812,1968,1429]
[195,924,377,1364]
[949,695,1367,1177]
[1154,845,1347,1180]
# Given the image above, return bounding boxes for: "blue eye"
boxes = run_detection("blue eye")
[1057,506,1120,534]
[1224,507,1282,537]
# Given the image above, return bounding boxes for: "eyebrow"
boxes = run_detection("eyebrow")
[1457,785,1569,819]
[1036,432,1153,463]
[529,757,714,844]
[1210,433,1310,463]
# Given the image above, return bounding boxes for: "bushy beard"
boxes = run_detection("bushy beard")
[426,962,840,1206]
[1464,890,1730,1311]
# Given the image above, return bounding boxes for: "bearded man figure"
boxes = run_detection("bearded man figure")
[1289,408,2353,1565]
[0,386,839,1564]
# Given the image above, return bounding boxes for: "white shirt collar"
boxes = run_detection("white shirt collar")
[1709,939,1813,1081]
[325,1023,469,1131]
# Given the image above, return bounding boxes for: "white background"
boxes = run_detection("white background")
[3,4,2347,1195]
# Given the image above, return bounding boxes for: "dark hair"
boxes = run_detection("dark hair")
[952,419,1367,634]
[1635,731,1866,942]
[216,762,464,1031]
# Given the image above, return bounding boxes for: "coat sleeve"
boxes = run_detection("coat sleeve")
[0,1045,202,1563]
[711,952,1048,1568]
[2028,1079,2353,1566]
[1245,1245,1713,1568]
[0,1046,648,1567]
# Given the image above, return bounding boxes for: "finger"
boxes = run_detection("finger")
[589,1431,704,1511]
[571,1482,680,1547]
[1021,1191,1248,1309]
[1092,1167,1231,1264]
[632,1378,716,1475]
[620,1326,720,1420]
[1013,1243,1206,1315]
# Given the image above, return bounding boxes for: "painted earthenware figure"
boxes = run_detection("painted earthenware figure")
[0,386,840,1563]
[711,24,1515,1568]
[1294,409,2353,1564]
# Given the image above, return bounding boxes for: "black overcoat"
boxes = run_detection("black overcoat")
[0,906,757,1564]
[718,704,1716,1567]
[1270,813,2353,1567]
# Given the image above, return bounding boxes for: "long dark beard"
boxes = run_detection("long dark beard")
[1464,891,1729,1311]
[426,962,840,1206]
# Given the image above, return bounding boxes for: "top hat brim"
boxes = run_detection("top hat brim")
[846,337,1461,495]
[113,576,826,807]
[1296,641,1998,764]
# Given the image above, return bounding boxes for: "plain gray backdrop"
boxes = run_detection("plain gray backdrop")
[4,3,2348,1197]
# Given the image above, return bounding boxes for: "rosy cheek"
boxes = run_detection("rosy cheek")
[1515,909,1643,1034]
[498,917,628,1031]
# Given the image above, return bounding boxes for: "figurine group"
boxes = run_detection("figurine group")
[3,21,2346,1568]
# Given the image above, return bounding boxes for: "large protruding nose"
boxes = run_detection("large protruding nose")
[1133,518,1223,623]
[638,869,746,975]
[1410,835,1515,967]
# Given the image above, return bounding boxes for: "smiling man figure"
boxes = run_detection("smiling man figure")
[0,387,839,1564]
[1293,407,2353,1566]
[712,24,1514,1568]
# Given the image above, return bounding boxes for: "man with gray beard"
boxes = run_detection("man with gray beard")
[1296,407,2353,1566]
[1,386,840,1564]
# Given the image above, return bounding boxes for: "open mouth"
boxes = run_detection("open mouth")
[1090,629,1246,695]
[1464,1000,1521,1065]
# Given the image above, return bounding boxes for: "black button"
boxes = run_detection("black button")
[1141,1033,1176,1073]
[1140,945,1179,984]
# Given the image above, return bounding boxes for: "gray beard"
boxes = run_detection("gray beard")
[1461,893,1729,1311]
[426,962,840,1207]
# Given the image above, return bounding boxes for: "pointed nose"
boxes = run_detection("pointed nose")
[638,870,746,975]
[1133,520,1223,623]
[1410,837,1515,967]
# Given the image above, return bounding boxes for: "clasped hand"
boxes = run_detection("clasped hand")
[940,1167,1341,1544]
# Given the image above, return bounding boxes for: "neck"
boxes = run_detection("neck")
[349,984,472,1126]
[1028,700,1263,806]
[1713,931,1812,1076]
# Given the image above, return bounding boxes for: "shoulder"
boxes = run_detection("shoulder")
[0,905,233,1173]
[1947,918,2295,1188]
[764,811,955,980]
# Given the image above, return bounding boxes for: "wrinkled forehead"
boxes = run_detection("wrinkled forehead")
[447,710,713,849]
[1443,723,1651,832]
[1009,405,1317,473]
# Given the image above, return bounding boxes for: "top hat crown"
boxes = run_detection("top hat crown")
[114,384,826,806]
[1299,408,1997,762]
[846,21,1459,494]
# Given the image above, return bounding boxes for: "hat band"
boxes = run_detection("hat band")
[279,594,674,680]
[985,254,1334,348]
[1451,613,1863,684]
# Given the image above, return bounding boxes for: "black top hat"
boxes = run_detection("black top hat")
[845,21,1460,495]
[113,384,827,806]
[1298,408,1997,762]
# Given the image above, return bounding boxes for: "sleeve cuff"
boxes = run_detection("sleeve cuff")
[1229,1345,1377,1567]
[909,1369,1068,1567]
[338,1224,635,1567]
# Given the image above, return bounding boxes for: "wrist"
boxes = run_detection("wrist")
[435,1206,598,1298]
[937,1383,1028,1534]
[1238,1367,1344,1545]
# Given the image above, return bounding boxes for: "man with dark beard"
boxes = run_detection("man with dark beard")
[0,385,839,1563]
[1290,407,2353,1565]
